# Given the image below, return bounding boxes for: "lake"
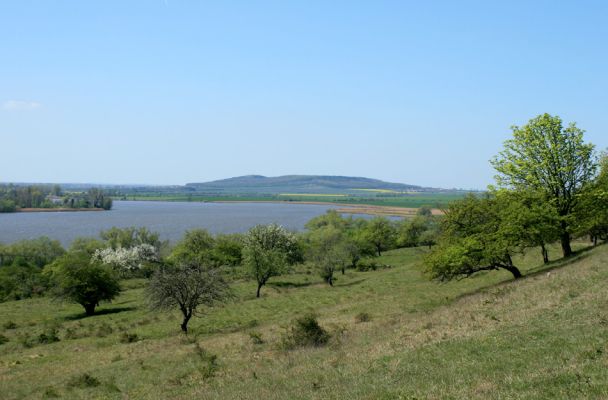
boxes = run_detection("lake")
[0,201,344,246]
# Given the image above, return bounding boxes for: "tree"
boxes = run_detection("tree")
[496,190,560,264]
[243,224,298,298]
[212,234,244,267]
[0,237,65,268]
[45,251,121,315]
[425,194,522,281]
[169,229,215,265]
[92,244,158,275]
[575,151,608,245]
[306,226,349,286]
[491,114,597,257]
[100,226,161,251]
[363,217,396,256]
[147,262,229,333]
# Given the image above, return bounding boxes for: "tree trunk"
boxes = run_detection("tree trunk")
[502,265,522,279]
[594,235,598,246]
[560,231,572,257]
[541,243,549,264]
[83,303,96,316]
[341,266,345,275]
[256,282,263,298]
[181,313,191,333]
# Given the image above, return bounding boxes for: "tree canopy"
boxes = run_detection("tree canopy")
[491,113,597,256]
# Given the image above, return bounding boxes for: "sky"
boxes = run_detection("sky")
[1,1,607,189]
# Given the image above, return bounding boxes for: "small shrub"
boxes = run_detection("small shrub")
[356,260,391,272]
[42,387,60,398]
[38,327,60,344]
[67,373,100,388]
[119,332,139,343]
[356,260,378,271]
[355,312,371,323]
[193,342,218,379]
[18,334,35,348]
[3,321,17,330]
[281,314,330,349]
[0,334,9,345]
[64,327,81,340]
[96,323,113,337]
[248,331,264,345]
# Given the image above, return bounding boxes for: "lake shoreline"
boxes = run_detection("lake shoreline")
[15,207,106,213]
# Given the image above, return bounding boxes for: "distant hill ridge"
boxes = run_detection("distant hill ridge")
[185,175,431,194]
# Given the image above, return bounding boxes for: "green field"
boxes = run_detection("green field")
[1,241,607,399]
[118,192,469,209]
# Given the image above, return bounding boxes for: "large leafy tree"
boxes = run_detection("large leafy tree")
[491,113,597,257]
[425,194,522,280]
[363,217,396,256]
[45,251,121,316]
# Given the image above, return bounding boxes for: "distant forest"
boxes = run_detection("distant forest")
[0,185,112,212]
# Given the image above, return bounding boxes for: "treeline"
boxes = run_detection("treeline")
[425,114,608,281]
[0,185,112,212]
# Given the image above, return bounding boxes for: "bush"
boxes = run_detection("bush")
[18,334,34,348]
[96,323,113,337]
[248,331,264,345]
[3,321,17,330]
[193,342,219,379]
[281,314,330,349]
[356,260,391,272]
[67,373,100,388]
[119,332,139,343]
[0,334,9,345]
[38,327,60,344]
[355,312,372,323]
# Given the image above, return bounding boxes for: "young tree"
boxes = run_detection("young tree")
[45,251,121,316]
[425,194,522,281]
[363,217,396,256]
[243,224,298,298]
[491,114,597,257]
[306,226,349,286]
[147,262,229,333]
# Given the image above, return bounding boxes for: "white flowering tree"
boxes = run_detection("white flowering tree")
[92,243,159,274]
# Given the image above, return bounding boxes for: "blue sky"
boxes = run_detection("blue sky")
[1,1,607,189]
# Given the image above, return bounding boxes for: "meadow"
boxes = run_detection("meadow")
[1,241,606,399]
[119,192,468,211]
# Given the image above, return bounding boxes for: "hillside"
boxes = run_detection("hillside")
[0,243,607,399]
[185,175,432,194]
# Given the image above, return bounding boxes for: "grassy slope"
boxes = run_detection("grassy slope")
[0,243,607,399]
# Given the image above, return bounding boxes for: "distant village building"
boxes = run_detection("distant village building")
[46,195,64,205]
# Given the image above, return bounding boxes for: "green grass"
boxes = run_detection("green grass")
[118,192,468,209]
[1,242,607,399]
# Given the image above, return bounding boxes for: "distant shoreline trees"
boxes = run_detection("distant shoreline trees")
[0,185,113,212]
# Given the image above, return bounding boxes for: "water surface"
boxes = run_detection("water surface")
[0,201,339,246]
